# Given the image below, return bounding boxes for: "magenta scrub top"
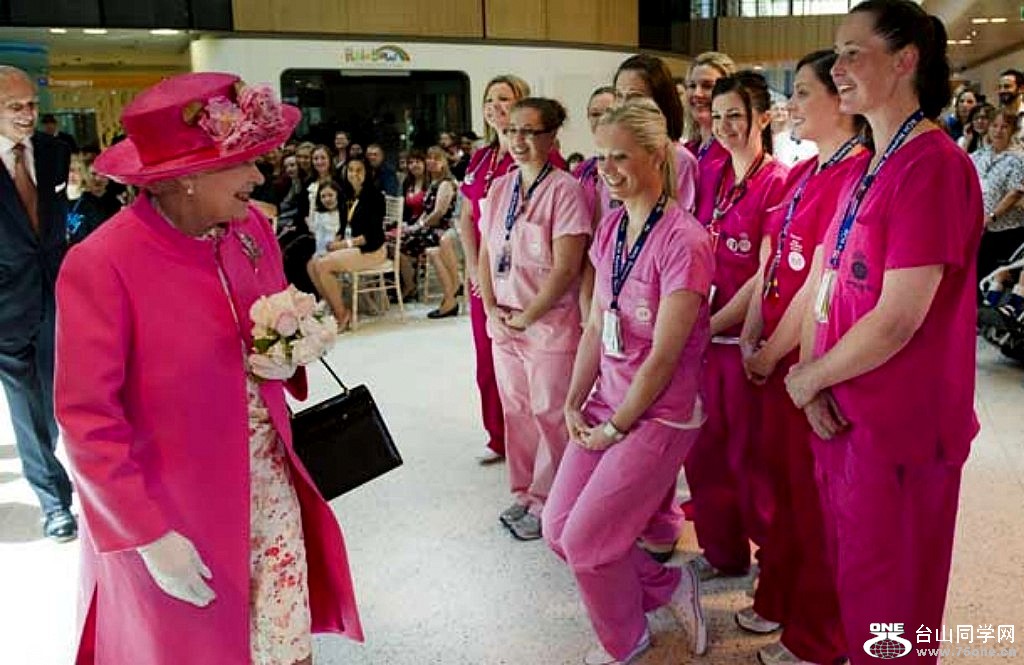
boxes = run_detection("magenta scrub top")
[813,130,983,466]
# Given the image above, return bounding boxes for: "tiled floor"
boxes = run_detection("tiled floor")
[1,307,1022,664]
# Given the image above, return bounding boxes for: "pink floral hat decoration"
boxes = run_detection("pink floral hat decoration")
[94,72,300,186]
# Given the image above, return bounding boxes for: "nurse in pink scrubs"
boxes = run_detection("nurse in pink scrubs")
[478,98,591,541]
[785,2,983,662]
[574,85,617,229]
[682,52,736,227]
[737,50,869,664]
[684,71,789,580]
[544,98,713,665]
[457,75,530,465]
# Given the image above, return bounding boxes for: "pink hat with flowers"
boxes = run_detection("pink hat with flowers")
[94,72,300,186]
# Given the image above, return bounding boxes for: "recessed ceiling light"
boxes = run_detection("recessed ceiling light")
[947,40,958,45]
[149,28,181,36]
[957,39,973,45]
[970,17,989,24]
[83,28,108,35]
[990,17,1008,23]
[49,28,68,34]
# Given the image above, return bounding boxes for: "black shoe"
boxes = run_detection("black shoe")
[427,303,459,319]
[455,284,464,297]
[43,508,78,543]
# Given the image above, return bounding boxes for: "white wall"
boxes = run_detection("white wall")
[963,49,1024,102]
[190,37,690,157]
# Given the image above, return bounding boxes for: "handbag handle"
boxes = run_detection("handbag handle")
[319,357,349,395]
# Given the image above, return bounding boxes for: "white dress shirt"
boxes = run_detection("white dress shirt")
[0,133,37,185]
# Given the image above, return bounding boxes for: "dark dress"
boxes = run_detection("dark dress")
[402,179,456,258]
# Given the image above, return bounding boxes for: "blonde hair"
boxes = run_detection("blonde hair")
[425,145,453,182]
[684,51,738,142]
[598,98,677,200]
[482,74,531,145]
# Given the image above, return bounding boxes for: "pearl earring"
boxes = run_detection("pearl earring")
[186,184,195,196]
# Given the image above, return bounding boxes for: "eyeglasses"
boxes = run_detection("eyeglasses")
[502,127,553,139]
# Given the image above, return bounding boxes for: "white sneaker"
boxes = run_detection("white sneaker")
[757,641,816,665]
[583,627,651,665]
[476,448,504,465]
[736,605,782,634]
[669,563,708,656]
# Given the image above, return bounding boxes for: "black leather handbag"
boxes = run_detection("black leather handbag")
[291,359,402,500]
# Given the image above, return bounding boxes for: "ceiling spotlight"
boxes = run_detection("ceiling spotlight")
[149,29,181,36]
[957,39,972,45]
[83,28,108,35]
[49,28,68,34]
[970,17,989,24]
[990,17,1008,23]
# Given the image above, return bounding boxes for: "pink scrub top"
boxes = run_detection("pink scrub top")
[585,203,714,424]
[687,138,731,227]
[709,159,790,336]
[480,168,592,352]
[460,144,567,241]
[813,130,984,466]
[760,152,869,336]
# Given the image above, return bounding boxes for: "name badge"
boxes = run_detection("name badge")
[814,269,836,323]
[495,242,512,280]
[602,309,625,358]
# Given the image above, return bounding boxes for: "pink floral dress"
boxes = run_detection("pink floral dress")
[247,375,313,664]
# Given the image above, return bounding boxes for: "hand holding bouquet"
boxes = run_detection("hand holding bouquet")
[248,285,338,380]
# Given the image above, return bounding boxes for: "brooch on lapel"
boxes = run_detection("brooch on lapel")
[236,231,263,272]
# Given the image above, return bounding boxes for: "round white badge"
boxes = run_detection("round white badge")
[635,306,652,323]
[464,172,475,185]
[726,237,739,252]
[788,252,806,272]
[738,237,752,253]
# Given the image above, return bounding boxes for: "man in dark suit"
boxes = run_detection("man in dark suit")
[0,66,76,542]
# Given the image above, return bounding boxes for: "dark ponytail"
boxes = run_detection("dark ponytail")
[851,0,951,120]
[796,49,869,137]
[712,70,773,154]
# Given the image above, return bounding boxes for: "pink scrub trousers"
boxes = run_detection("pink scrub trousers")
[544,416,699,661]
[683,343,772,574]
[469,290,506,456]
[813,431,963,665]
[752,356,845,664]
[491,336,574,515]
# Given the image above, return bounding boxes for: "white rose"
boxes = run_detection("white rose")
[267,290,297,318]
[274,312,299,337]
[290,336,322,366]
[292,290,317,318]
[249,353,297,380]
[249,296,277,331]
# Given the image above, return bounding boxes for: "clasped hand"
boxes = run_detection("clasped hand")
[564,408,617,451]
[137,530,216,607]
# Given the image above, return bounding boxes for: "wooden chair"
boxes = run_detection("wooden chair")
[348,195,405,329]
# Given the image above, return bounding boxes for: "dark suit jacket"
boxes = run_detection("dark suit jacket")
[0,132,70,344]
[342,187,386,254]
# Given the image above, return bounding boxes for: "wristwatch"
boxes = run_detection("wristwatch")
[602,420,626,442]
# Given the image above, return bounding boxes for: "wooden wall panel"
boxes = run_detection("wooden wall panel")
[232,0,348,33]
[596,0,637,47]
[718,15,844,63]
[346,0,481,38]
[485,0,547,40]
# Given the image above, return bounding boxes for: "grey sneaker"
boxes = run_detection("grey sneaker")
[509,512,543,541]
[736,606,782,634]
[499,502,528,527]
[689,554,726,581]
[669,562,708,655]
[757,641,815,665]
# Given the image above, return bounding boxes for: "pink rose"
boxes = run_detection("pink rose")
[291,290,317,319]
[198,96,242,143]
[274,312,299,337]
[249,296,277,333]
[238,85,282,126]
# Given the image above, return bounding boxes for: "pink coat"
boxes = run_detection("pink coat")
[55,195,363,664]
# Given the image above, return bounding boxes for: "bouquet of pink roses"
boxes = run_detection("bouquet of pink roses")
[248,285,338,380]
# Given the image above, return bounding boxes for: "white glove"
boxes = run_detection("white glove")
[137,530,216,607]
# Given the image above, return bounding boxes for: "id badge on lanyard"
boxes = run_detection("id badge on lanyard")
[814,269,836,323]
[495,242,512,279]
[602,310,625,358]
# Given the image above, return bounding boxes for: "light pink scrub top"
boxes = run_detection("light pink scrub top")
[480,168,592,352]
[813,130,983,465]
[585,203,714,424]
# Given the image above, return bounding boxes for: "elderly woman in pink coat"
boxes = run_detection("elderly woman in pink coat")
[54,73,362,665]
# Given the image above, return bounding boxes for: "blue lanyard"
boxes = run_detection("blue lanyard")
[696,138,715,162]
[763,136,860,298]
[610,193,668,310]
[504,161,553,241]
[577,157,598,185]
[828,110,924,270]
